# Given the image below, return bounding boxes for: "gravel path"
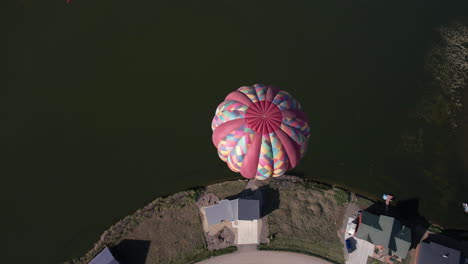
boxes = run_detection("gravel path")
[196,250,334,264]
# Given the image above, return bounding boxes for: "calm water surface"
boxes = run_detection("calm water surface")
[3,0,468,263]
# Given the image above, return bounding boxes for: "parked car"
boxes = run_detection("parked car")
[345,238,353,253]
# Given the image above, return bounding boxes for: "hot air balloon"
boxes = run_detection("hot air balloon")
[211,84,310,180]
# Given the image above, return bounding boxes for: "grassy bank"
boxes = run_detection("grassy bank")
[204,180,248,200]
[259,177,347,264]
[67,174,462,264]
[68,176,351,264]
[66,181,246,264]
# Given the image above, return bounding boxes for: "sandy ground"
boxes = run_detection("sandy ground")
[196,250,334,264]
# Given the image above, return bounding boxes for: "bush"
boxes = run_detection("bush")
[428,225,443,233]
[334,188,349,206]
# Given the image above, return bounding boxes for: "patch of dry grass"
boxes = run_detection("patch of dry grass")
[333,188,350,207]
[356,195,374,210]
[205,180,247,199]
[261,181,345,264]
[68,184,243,264]
[123,201,206,264]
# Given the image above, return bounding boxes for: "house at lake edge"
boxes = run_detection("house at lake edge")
[355,211,412,262]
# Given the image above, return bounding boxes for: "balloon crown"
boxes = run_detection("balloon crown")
[211,84,310,180]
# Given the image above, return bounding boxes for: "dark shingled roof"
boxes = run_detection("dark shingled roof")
[417,242,461,264]
[88,247,119,264]
[205,198,260,226]
[355,211,411,258]
[238,199,260,220]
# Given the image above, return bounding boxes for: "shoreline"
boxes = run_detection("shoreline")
[66,175,463,264]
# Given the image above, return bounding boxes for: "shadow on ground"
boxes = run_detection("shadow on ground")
[424,232,468,256]
[110,239,151,264]
[226,185,280,218]
[346,237,358,253]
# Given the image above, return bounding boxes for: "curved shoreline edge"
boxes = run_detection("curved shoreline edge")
[66,175,460,264]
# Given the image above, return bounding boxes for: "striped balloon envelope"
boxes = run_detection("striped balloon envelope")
[211,84,310,180]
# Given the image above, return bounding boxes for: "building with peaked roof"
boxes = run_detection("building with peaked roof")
[355,211,412,259]
[417,241,462,264]
[205,199,260,226]
[88,247,119,264]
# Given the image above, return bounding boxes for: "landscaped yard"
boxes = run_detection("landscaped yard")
[259,177,346,264]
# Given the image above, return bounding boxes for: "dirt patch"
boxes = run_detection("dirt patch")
[196,193,219,208]
[205,227,236,250]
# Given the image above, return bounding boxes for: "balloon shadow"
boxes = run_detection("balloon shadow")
[226,185,280,218]
[110,239,151,264]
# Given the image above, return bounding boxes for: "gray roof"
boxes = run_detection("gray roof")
[205,200,237,225]
[393,225,412,258]
[238,199,260,220]
[205,199,259,226]
[355,211,411,258]
[88,247,119,264]
[417,242,461,264]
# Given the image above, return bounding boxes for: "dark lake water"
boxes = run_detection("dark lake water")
[4,0,468,263]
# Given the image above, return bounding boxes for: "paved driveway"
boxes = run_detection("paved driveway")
[344,217,375,264]
[345,236,374,264]
[237,220,258,245]
[196,250,333,264]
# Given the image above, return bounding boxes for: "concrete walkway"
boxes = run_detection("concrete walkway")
[196,250,334,264]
